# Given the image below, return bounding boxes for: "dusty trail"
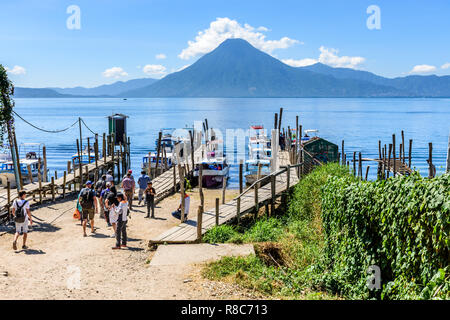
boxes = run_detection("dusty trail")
[0,188,257,300]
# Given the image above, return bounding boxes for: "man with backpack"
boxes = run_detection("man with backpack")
[79,181,98,237]
[121,172,135,211]
[95,175,107,218]
[12,191,32,250]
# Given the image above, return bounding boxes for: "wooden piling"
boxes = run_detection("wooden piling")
[215,198,219,226]
[63,171,67,198]
[6,181,11,217]
[428,142,434,178]
[365,166,370,181]
[409,139,413,169]
[179,165,185,223]
[43,145,48,183]
[274,113,278,130]
[197,205,203,242]
[236,197,241,224]
[278,107,283,134]
[353,152,356,176]
[392,134,396,177]
[358,152,362,179]
[51,177,55,202]
[342,140,345,164]
[27,165,33,184]
[38,158,43,203]
[155,131,162,178]
[239,159,243,194]
[199,165,204,208]
[401,130,405,164]
[221,177,227,204]
[387,144,392,179]
[270,175,275,216]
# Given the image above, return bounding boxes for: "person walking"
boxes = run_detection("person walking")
[11,191,32,250]
[100,183,112,227]
[79,181,98,237]
[137,170,151,205]
[144,181,156,218]
[95,175,107,218]
[105,169,114,183]
[123,169,135,182]
[112,192,128,250]
[122,172,135,211]
[104,183,119,237]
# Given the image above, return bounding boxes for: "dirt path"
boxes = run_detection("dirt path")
[0,188,259,300]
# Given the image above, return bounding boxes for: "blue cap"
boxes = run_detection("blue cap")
[86,180,93,185]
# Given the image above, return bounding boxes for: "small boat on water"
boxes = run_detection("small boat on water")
[142,151,176,170]
[0,143,47,188]
[72,145,96,167]
[194,140,229,188]
[245,125,272,185]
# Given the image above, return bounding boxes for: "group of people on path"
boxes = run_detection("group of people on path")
[10,167,190,251]
[76,169,158,250]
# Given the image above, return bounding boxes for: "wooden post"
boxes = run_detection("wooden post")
[401,130,405,164]
[239,159,243,194]
[286,165,290,190]
[199,165,204,208]
[254,180,259,217]
[147,152,152,178]
[409,139,413,169]
[446,134,450,173]
[353,152,356,176]
[221,177,227,204]
[173,165,177,192]
[179,165,185,222]
[270,175,276,216]
[118,142,122,181]
[274,113,278,130]
[278,107,283,134]
[189,130,195,173]
[111,133,115,181]
[63,171,67,198]
[76,139,82,187]
[358,152,362,179]
[215,198,219,226]
[342,140,345,164]
[197,205,203,242]
[103,133,107,162]
[7,181,11,218]
[428,142,434,178]
[51,177,55,202]
[155,131,162,177]
[43,145,48,183]
[387,144,392,179]
[87,137,91,165]
[27,165,33,184]
[38,158,43,204]
[236,197,241,224]
[94,139,99,170]
[392,134,396,177]
[365,166,370,181]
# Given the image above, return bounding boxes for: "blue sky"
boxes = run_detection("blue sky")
[1,0,449,88]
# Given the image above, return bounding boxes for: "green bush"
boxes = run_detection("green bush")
[203,224,239,244]
[320,172,450,299]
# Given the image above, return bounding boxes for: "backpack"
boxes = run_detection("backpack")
[80,188,94,209]
[95,180,106,196]
[14,200,28,223]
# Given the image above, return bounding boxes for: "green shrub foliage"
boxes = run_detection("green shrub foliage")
[320,172,449,299]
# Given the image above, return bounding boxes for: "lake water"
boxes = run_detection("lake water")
[12,98,450,188]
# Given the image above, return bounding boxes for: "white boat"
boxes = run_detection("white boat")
[0,143,47,188]
[245,125,272,185]
[194,140,229,188]
[72,145,96,167]
[142,151,176,170]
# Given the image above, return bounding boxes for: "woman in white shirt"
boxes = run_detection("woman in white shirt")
[112,192,128,250]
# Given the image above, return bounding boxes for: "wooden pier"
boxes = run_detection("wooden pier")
[149,151,299,244]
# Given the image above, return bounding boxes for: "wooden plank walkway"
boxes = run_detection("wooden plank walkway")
[0,155,116,214]
[150,151,299,244]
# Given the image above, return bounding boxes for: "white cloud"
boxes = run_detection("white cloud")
[317,47,365,69]
[282,58,318,67]
[6,65,26,75]
[282,47,365,69]
[179,17,300,60]
[409,64,437,74]
[102,67,128,78]
[441,62,450,69]
[156,53,167,60]
[142,64,167,78]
